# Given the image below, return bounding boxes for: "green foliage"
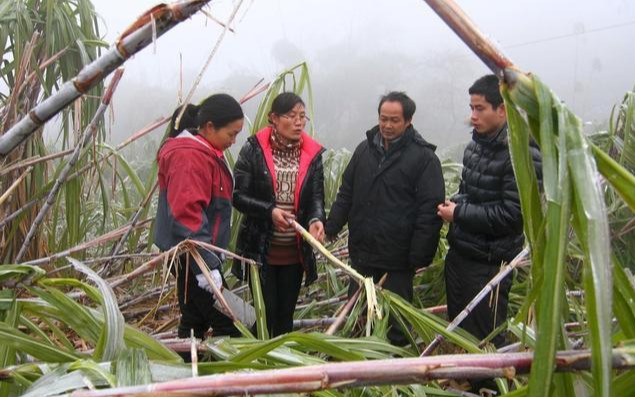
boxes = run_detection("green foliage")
[1,0,107,261]
[503,73,635,396]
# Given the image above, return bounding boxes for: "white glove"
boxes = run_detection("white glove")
[196,269,222,293]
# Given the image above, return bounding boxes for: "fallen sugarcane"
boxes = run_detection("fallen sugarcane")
[0,0,212,157]
[69,346,635,397]
[421,248,529,356]
[292,220,381,335]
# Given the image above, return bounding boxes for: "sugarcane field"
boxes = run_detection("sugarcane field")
[2,0,635,396]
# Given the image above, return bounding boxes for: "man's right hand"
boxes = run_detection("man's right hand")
[272,208,295,231]
[437,200,456,223]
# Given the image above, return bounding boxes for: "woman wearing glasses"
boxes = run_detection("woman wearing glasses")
[232,92,326,337]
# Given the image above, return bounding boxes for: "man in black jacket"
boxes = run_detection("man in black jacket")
[326,92,445,345]
[437,75,542,347]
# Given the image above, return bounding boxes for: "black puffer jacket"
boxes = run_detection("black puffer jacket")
[232,127,326,286]
[325,125,445,270]
[448,124,542,263]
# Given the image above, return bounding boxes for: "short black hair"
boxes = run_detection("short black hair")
[469,74,503,109]
[378,91,416,121]
[270,92,305,115]
[169,93,243,137]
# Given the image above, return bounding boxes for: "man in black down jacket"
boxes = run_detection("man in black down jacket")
[437,75,542,347]
[326,91,445,345]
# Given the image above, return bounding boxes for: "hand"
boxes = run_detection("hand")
[309,221,325,243]
[437,199,456,222]
[210,268,222,289]
[196,269,222,294]
[272,208,295,231]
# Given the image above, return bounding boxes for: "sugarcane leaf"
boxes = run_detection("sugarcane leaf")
[115,348,152,387]
[119,323,181,362]
[67,257,124,361]
[618,91,635,170]
[592,143,635,213]
[230,332,365,363]
[565,108,613,397]
[384,290,481,353]
[502,87,544,271]
[250,264,269,340]
[612,256,635,340]
[0,292,19,397]
[0,322,79,362]
[614,369,635,397]
[102,144,145,198]
[0,264,45,283]
[526,83,572,397]
[21,361,113,397]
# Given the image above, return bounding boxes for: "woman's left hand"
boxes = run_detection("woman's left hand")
[309,221,325,243]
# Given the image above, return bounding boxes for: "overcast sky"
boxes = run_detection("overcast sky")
[91,0,635,154]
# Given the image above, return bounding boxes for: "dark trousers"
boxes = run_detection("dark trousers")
[348,265,415,346]
[174,255,240,339]
[261,264,304,337]
[444,249,512,347]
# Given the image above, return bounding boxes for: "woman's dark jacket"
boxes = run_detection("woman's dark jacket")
[448,124,542,263]
[325,125,445,270]
[232,126,326,286]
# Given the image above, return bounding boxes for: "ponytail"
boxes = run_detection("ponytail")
[164,93,243,142]
[168,104,199,138]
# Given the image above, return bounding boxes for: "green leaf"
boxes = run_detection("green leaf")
[67,257,124,361]
[0,322,78,362]
[115,348,152,387]
[250,264,269,340]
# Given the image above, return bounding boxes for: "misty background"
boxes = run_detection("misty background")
[90,0,635,160]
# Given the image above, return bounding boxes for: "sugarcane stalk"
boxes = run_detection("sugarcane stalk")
[188,246,237,323]
[175,0,244,129]
[0,0,212,157]
[122,304,171,320]
[0,148,73,176]
[13,69,125,263]
[190,329,199,377]
[199,9,236,33]
[291,220,381,335]
[109,251,172,290]
[0,117,168,231]
[0,196,38,229]
[117,116,171,149]
[19,218,153,267]
[326,286,362,335]
[295,295,346,310]
[293,318,336,329]
[100,181,159,277]
[69,347,635,397]
[422,0,514,75]
[0,166,33,206]
[421,248,529,357]
[118,283,175,310]
[106,240,257,291]
[187,240,259,268]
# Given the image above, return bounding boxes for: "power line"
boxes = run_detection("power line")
[504,20,635,49]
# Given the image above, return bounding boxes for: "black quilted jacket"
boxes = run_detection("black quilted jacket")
[448,124,542,263]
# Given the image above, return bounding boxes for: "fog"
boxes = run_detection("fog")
[92,0,635,158]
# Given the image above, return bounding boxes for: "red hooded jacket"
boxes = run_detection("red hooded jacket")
[154,131,233,274]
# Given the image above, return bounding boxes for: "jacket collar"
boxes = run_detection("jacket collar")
[471,123,508,148]
[366,124,437,153]
[253,126,324,212]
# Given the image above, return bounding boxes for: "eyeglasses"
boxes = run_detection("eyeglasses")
[280,113,310,122]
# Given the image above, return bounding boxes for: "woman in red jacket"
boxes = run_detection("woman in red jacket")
[154,93,244,340]
[233,92,326,337]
